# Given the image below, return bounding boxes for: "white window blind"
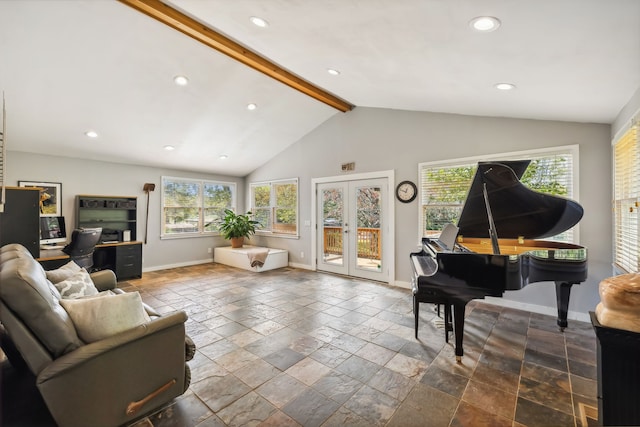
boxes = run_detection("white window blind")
[419,146,578,242]
[613,122,640,273]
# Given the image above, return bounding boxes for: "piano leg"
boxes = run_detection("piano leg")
[444,304,452,343]
[453,303,466,363]
[413,295,419,339]
[555,281,574,330]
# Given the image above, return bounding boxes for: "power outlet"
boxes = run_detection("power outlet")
[207,247,212,254]
[300,251,304,259]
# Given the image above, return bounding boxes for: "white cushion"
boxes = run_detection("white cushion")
[54,268,99,299]
[46,261,82,284]
[60,292,151,343]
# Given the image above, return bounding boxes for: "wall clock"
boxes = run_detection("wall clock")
[396,180,417,203]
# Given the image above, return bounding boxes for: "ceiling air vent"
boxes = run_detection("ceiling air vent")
[341,162,355,172]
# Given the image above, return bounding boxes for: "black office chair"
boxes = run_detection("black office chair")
[62,228,102,269]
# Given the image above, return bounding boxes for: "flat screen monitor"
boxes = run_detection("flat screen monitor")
[40,216,67,245]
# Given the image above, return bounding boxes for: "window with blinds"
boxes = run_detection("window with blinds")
[419,146,578,242]
[613,122,640,273]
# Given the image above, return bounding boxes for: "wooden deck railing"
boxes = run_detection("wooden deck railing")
[324,226,380,259]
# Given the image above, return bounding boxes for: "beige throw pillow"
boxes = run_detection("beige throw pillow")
[54,268,99,299]
[60,292,151,343]
[46,261,82,284]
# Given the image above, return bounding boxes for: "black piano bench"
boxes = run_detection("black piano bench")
[413,294,453,342]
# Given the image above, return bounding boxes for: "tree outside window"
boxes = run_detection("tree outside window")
[251,179,298,237]
[162,177,235,237]
[420,149,576,242]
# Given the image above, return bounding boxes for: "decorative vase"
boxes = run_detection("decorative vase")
[230,237,244,248]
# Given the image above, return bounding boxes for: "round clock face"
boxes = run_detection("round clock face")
[396,180,417,203]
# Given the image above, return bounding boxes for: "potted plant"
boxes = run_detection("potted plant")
[216,209,260,248]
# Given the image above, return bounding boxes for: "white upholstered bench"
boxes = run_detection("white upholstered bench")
[213,246,288,272]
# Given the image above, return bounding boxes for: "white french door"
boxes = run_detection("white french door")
[316,178,389,282]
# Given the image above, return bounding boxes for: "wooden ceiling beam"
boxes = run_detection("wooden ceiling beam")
[118,0,354,112]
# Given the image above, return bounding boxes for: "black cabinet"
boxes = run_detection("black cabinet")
[91,242,142,280]
[76,195,137,242]
[0,188,40,257]
[39,242,143,281]
[591,312,640,426]
[115,243,142,279]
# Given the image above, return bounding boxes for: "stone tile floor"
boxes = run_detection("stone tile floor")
[1,263,599,426]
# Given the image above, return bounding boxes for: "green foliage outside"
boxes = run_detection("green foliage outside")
[252,182,298,234]
[356,187,381,228]
[163,180,233,234]
[322,188,343,224]
[423,158,570,233]
[321,186,382,228]
[275,183,297,226]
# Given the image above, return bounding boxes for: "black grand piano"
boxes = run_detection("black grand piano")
[410,160,587,361]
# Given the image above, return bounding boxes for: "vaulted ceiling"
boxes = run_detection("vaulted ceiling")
[1,0,639,176]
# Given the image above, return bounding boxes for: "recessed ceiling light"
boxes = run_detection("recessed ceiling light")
[250,16,268,28]
[327,68,340,76]
[469,16,501,32]
[219,154,228,160]
[247,103,257,111]
[164,145,175,151]
[173,75,189,86]
[494,82,516,91]
[85,130,98,138]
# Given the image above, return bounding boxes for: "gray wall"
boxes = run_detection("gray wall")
[5,105,617,321]
[247,107,612,320]
[612,86,640,138]
[5,151,244,269]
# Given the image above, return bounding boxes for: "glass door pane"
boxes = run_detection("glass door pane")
[354,184,382,272]
[318,183,348,275]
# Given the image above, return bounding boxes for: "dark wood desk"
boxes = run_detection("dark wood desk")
[38,241,142,280]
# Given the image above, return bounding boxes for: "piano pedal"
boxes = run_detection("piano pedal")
[432,317,446,329]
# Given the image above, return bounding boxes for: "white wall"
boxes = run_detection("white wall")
[5,151,244,270]
[247,107,612,320]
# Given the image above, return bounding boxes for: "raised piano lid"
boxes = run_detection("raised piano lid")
[456,161,584,240]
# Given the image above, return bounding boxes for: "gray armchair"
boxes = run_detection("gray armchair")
[0,244,192,427]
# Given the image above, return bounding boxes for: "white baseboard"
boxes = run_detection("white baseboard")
[394,280,412,290]
[288,262,314,270]
[483,297,590,323]
[390,281,589,323]
[143,258,212,272]
[144,259,315,273]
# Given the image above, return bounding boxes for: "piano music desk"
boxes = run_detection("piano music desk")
[458,237,584,256]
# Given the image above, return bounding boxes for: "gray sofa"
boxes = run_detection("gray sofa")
[0,243,192,427]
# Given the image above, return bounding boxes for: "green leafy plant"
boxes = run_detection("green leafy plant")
[216,209,260,240]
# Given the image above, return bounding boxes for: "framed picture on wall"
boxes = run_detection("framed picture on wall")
[18,181,62,217]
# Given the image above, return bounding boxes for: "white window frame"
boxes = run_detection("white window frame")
[250,178,299,238]
[418,145,580,244]
[613,117,640,274]
[161,176,236,239]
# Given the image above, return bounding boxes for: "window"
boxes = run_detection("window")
[251,178,298,237]
[419,146,579,242]
[613,120,640,273]
[161,176,235,237]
